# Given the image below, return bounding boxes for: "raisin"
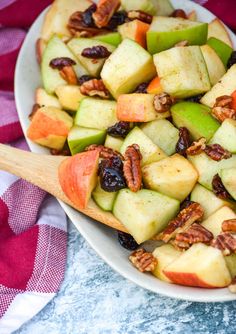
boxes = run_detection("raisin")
[176,127,191,156]
[100,167,126,192]
[78,75,93,85]
[82,3,97,27]
[117,231,139,251]
[227,51,236,69]
[99,155,123,175]
[135,82,149,93]
[186,94,204,103]
[107,121,130,138]
[212,174,231,199]
[106,11,127,30]
[81,45,111,58]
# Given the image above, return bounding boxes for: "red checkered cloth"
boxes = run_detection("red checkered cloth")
[0,0,235,333]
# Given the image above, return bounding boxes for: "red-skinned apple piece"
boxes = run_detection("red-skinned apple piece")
[231,90,236,110]
[147,77,163,94]
[118,19,150,48]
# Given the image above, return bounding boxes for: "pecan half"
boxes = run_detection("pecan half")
[204,144,232,161]
[159,202,204,242]
[129,248,157,272]
[80,79,109,99]
[59,66,78,85]
[175,127,191,156]
[127,10,153,24]
[212,174,231,199]
[81,45,111,59]
[49,57,78,85]
[92,0,120,28]
[29,104,40,120]
[85,144,123,160]
[229,277,236,293]
[211,233,236,256]
[174,223,214,250]
[212,95,236,122]
[153,92,174,113]
[123,144,142,192]
[171,9,187,19]
[186,137,206,156]
[222,219,236,233]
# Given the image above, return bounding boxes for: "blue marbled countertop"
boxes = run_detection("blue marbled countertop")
[16,222,236,334]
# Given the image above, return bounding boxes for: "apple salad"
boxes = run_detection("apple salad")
[28,0,236,291]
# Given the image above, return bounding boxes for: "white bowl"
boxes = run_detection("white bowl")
[15,0,236,302]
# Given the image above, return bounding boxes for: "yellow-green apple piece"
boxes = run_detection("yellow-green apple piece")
[225,254,236,278]
[121,0,174,15]
[188,152,236,190]
[201,206,236,237]
[27,106,73,150]
[75,97,118,130]
[41,0,91,41]
[171,102,220,141]
[154,46,211,98]
[219,168,236,201]
[191,184,236,219]
[200,45,226,86]
[208,18,233,47]
[117,94,170,122]
[163,243,231,288]
[92,32,121,47]
[101,39,156,99]
[104,135,124,152]
[41,35,79,94]
[120,127,166,166]
[142,154,198,201]
[92,180,117,212]
[67,126,106,155]
[152,244,182,283]
[201,64,236,107]
[141,119,179,156]
[210,119,236,153]
[147,17,208,54]
[207,37,233,69]
[35,88,61,108]
[67,38,115,77]
[113,189,180,243]
[55,85,85,112]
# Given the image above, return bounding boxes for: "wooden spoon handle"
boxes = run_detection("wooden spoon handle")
[0,143,126,232]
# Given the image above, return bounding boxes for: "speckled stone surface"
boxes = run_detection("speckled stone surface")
[15,221,236,334]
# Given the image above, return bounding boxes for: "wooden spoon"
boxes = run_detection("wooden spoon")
[0,143,127,232]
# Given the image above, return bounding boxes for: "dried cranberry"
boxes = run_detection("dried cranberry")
[100,167,126,192]
[186,94,204,103]
[78,75,93,85]
[171,9,187,19]
[82,3,97,27]
[99,155,123,175]
[212,174,231,199]
[135,82,149,94]
[117,231,139,250]
[49,57,76,70]
[106,11,127,30]
[81,45,111,58]
[107,121,130,138]
[175,127,191,156]
[227,51,236,69]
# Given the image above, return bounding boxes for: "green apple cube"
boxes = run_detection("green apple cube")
[121,0,173,16]
[101,39,156,99]
[201,64,236,107]
[147,17,208,54]
[207,37,233,68]
[188,152,236,190]
[225,254,236,278]
[141,119,179,155]
[104,135,124,152]
[92,32,121,47]
[154,46,211,98]
[92,180,117,212]
[171,102,220,141]
[67,38,115,77]
[113,189,180,243]
[120,126,166,166]
[75,97,118,130]
[67,126,106,155]
[42,35,79,94]
[219,168,236,201]
[210,119,236,153]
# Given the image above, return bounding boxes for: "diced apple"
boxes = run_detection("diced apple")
[104,135,124,152]
[141,119,179,156]
[220,168,236,201]
[118,19,149,48]
[117,94,170,122]
[113,189,180,243]
[200,45,226,86]
[163,243,231,288]
[35,88,61,108]
[225,254,236,278]
[58,150,99,209]
[92,180,117,212]
[188,152,236,190]
[120,127,166,166]
[208,18,233,47]
[147,17,208,54]
[75,97,118,130]
[147,77,163,94]
[36,38,47,64]
[68,126,106,155]
[154,46,211,98]
[187,10,197,21]
[142,154,198,201]
[207,37,233,69]
[201,65,236,107]
[121,0,174,16]
[191,184,236,219]
[27,106,73,150]
[210,119,236,153]
[152,244,182,283]
[171,102,219,141]
[201,206,236,237]
[55,85,84,112]
[92,32,121,47]
[101,39,156,99]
